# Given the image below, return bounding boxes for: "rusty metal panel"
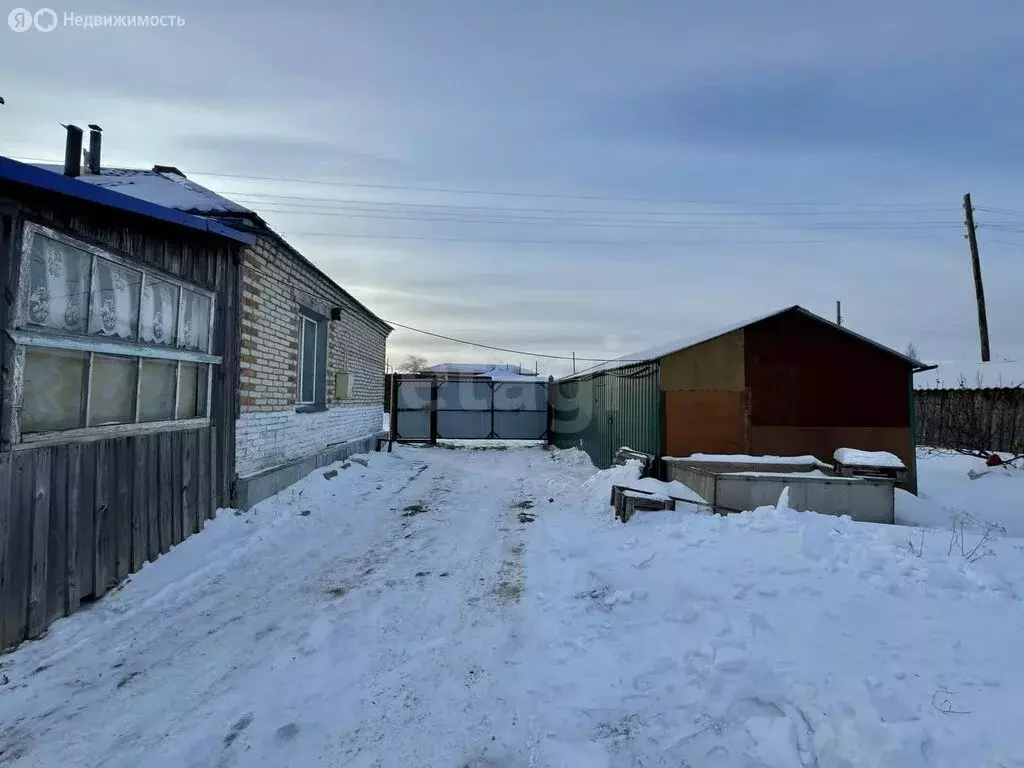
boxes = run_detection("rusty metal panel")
[664,389,747,458]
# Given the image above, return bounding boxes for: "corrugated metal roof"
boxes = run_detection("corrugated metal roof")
[0,156,254,244]
[31,163,254,216]
[561,305,929,381]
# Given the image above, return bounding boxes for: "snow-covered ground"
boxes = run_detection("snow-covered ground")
[2,445,1024,766]
[898,449,1024,537]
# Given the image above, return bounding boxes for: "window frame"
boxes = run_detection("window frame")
[295,306,328,412]
[7,221,221,448]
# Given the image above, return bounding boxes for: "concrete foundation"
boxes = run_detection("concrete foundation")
[233,430,387,510]
[665,461,895,524]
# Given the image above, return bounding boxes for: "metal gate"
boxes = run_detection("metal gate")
[392,376,549,441]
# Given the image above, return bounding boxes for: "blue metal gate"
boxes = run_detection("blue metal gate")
[392,376,549,441]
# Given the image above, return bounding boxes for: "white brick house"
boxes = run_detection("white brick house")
[36,162,392,507]
[232,230,391,505]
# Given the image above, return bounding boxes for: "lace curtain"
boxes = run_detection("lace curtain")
[27,235,90,332]
[21,231,215,433]
[89,260,140,339]
[140,280,179,345]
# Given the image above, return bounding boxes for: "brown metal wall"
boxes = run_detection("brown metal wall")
[744,311,916,491]
[744,312,910,428]
[0,185,243,649]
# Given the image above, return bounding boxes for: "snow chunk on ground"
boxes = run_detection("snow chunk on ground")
[835,448,905,468]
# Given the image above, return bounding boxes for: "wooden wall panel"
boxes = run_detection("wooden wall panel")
[0,186,243,650]
[664,389,748,458]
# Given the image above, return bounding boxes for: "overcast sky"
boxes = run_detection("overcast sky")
[3,1,1023,377]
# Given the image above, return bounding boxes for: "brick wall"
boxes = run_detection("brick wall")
[235,405,383,477]
[236,232,390,476]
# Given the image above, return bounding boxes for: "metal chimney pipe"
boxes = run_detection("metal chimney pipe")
[87,124,102,174]
[63,124,83,177]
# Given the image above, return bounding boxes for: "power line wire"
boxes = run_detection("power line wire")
[383,319,649,363]
[250,206,960,231]
[278,231,957,245]
[9,155,957,209]
[239,261,646,366]
[227,190,958,217]
[976,206,1024,218]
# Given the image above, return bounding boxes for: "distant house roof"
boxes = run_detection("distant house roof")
[561,305,930,381]
[420,363,544,381]
[32,163,253,216]
[0,157,253,244]
[914,361,1024,390]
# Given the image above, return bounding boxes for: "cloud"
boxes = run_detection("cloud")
[3,0,1024,377]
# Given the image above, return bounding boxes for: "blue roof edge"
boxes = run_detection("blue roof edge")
[0,156,255,246]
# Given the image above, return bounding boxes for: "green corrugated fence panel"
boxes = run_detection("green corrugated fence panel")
[551,364,660,468]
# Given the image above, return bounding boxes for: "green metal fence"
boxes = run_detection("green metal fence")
[551,363,661,468]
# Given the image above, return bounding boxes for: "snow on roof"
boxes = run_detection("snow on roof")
[914,361,1024,390]
[33,164,253,216]
[420,363,544,381]
[561,305,925,381]
[833,448,905,469]
[1,157,252,244]
[666,453,831,468]
[724,469,835,479]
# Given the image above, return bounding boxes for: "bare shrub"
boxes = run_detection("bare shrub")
[947,510,1005,563]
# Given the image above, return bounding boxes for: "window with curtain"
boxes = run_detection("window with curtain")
[12,222,220,440]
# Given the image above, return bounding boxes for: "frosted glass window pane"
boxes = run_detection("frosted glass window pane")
[139,359,177,422]
[89,354,137,426]
[27,235,91,333]
[177,362,208,419]
[299,317,316,403]
[140,280,179,346]
[89,259,140,339]
[22,347,87,432]
[177,290,211,352]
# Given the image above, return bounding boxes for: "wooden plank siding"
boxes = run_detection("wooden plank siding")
[0,184,244,650]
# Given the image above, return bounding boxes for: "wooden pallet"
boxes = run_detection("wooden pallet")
[610,484,677,522]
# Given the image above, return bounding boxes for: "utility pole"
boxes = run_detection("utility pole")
[572,352,576,374]
[835,300,842,327]
[963,193,991,362]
